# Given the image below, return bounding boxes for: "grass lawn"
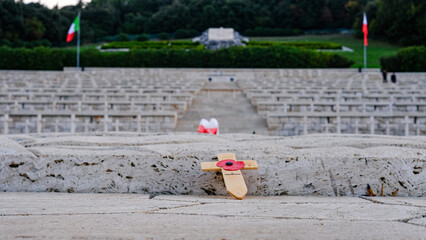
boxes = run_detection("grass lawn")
[252,34,401,68]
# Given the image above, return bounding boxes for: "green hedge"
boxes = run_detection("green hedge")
[380,56,401,72]
[0,39,52,48]
[0,46,74,70]
[102,40,342,50]
[101,41,203,50]
[380,46,426,72]
[244,27,302,37]
[174,29,199,39]
[247,41,342,50]
[0,45,353,70]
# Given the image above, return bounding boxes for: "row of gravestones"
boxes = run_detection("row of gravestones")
[239,73,425,136]
[0,70,207,135]
[0,113,177,135]
[266,114,425,136]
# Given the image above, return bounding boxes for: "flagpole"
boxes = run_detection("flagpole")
[362,12,368,70]
[364,44,367,70]
[76,11,81,70]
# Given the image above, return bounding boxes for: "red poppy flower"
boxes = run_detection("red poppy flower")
[216,159,245,171]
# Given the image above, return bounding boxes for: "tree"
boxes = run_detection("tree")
[5,0,418,46]
[353,0,425,46]
[24,17,46,40]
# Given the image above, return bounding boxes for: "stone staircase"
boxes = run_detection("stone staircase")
[175,81,269,135]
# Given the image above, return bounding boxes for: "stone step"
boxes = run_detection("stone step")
[1,133,424,197]
[176,82,269,134]
[204,81,239,90]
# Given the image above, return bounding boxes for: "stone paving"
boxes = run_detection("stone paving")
[0,192,425,239]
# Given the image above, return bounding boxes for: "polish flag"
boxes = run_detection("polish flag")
[66,15,80,42]
[362,12,368,46]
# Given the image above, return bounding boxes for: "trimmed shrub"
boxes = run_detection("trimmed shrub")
[248,41,342,50]
[117,33,129,42]
[103,40,341,51]
[158,32,169,40]
[11,40,25,48]
[0,39,12,47]
[380,46,426,72]
[136,34,148,41]
[319,52,355,68]
[175,29,188,39]
[101,41,201,50]
[0,46,74,70]
[186,29,199,38]
[175,29,199,39]
[244,27,302,37]
[380,56,401,72]
[0,45,354,70]
[89,45,353,68]
[397,46,426,72]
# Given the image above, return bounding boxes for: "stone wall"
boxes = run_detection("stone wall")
[1,133,424,197]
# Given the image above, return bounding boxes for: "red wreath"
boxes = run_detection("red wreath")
[216,159,245,171]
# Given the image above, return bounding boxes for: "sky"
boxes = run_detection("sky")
[23,0,90,9]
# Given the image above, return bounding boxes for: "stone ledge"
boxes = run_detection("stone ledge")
[0,133,425,196]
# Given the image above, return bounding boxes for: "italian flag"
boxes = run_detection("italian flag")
[66,15,80,42]
[362,12,368,46]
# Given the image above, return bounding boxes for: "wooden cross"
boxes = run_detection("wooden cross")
[200,153,258,200]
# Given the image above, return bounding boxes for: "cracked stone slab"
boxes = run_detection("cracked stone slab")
[0,192,195,216]
[408,217,426,227]
[155,198,424,222]
[0,133,425,197]
[154,195,369,204]
[0,193,425,239]
[363,196,426,208]
[3,214,426,240]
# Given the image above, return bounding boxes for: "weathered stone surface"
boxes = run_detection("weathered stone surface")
[0,193,425,239]
[0,133,425,196]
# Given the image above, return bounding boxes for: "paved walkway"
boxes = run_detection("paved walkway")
[176,82,269,134]
[1,192,425,239]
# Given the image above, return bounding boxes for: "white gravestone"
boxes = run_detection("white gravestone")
[208,28,234,41]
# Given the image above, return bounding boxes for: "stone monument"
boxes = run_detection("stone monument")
[193,27,249,50]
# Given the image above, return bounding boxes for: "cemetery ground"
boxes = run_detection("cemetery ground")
[252,34,401,68]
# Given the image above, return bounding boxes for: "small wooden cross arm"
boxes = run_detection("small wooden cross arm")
[200,160,258,171]
[200,153,258,200]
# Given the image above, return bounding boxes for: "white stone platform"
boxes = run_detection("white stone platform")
[0,192,425,239]
[1,133,424,197]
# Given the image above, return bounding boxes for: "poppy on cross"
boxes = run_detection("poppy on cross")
[200,153,258,200]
